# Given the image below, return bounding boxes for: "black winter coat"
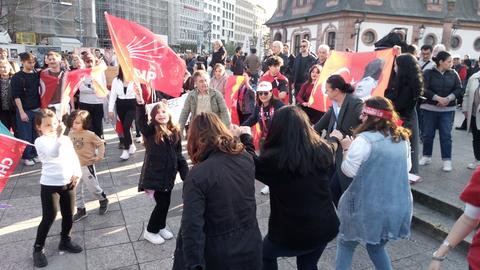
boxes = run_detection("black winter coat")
[173,150,262,270]
[423,68,463,107]
[209,47,227,68]
[240,134,339,250]
[136,104,188,192]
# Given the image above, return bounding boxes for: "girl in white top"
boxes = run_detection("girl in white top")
[32,109,83,268]
[108,66,137,160]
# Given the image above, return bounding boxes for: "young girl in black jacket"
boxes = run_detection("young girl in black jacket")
[135,90,189,245]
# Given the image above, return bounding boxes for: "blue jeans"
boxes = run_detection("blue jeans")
[421,110,455,160]
[335,238,392,270]
[263,235,328,270]
[15,109,38,160]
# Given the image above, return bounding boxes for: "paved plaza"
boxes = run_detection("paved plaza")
[0,111,473,270]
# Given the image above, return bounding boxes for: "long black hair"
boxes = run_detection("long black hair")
[395,54,424,98]
[117,65,124,82]
[261,106,334,176]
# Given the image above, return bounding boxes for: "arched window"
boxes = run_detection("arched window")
[424,34,437,46]
[327,32,336,49]
[274,32,282,41]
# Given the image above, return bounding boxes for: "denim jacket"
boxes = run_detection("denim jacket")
[338,131,413,244]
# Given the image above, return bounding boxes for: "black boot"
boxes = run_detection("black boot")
[456,118,467,130]
[33,246,48,268]
[58,238,83,253]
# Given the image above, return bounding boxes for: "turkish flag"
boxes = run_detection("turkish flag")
[0,132,29,193]
[224,75,245,126]
[105,13,186,97]
[309,48,398,112]
[39,69,61,109]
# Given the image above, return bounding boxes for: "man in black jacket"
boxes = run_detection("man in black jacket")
[293,39,317,104]
[11,52,40,166]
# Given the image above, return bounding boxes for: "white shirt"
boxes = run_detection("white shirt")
[35,135,82,186]
[79,75,107,104]
[341,135,411,178]
[108,78,136,112]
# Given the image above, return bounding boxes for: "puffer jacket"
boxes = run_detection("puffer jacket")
[136,104,188,192]
[423,68,463,107]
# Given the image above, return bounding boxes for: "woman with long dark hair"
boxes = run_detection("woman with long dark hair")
[420,51,463,172]
[314,75,363,205]
[385,53,423,174]
[173,113,262,270]
[108,66,137,160]
[237,105,339,270]
[332,96,413,270]
[296,64,324,123]
[242,81,284,195]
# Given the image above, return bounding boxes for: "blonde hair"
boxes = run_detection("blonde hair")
[0,60,14,77]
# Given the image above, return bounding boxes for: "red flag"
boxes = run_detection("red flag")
[224,76,245,126]
[0,134,29,193]
[105,13,186,97]
[252,123,262,150]
[309,48,398,112]
[39,69,61,108]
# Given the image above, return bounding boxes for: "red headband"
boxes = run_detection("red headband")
[362,106,393,120]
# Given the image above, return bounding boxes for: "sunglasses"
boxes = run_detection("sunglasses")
[257,91,270,96]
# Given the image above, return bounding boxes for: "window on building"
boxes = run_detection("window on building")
[474,38,480,51]
[424,34,437,46]
[430,0,440,4]
[361,30,377,46]
[303,34,310,40]
[327,32,336,49]
[294,34,301,55]
[450,35,461,50]
[296,0,308,6]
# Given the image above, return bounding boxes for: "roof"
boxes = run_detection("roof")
[266,0,480,25]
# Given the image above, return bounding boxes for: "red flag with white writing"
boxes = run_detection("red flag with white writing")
[0,133,29,193]
[105,12,185,97]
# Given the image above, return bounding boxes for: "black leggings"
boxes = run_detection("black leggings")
[147,190,172,233]
[34,185,75,248]
[79,102,104,138]
[472,116,480,161]
[116,99,136,149]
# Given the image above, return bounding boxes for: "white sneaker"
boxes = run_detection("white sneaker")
[135,136,142,143]
[419,156,432,166]
[159,228,174,240]
[143,230,165,245]
[23,159,35,166]
[260,185,270,195]
[120,150,129,160]
[32,157,41,163]
[442,160,453,172]
[128,144,136,155]
[467,160,480,170]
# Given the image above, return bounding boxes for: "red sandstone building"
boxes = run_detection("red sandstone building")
[266,0,480,58]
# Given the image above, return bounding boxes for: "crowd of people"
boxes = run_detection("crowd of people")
[0,35,480,270]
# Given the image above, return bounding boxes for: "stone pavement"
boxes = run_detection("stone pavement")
[0,111,472,270]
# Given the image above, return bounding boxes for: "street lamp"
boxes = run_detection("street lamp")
[351,19,364,52]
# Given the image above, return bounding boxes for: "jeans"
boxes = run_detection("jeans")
[335,238,392,270]
[147,190,172,233]
[421,109,455,160]
[262,235,328,270]
[34,184,75,248]
[15,109,38,160]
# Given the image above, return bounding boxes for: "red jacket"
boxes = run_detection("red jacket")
[460,168,480,270]
[259,72,289,105]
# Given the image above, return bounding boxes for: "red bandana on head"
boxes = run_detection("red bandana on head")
[362,106,404,126]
